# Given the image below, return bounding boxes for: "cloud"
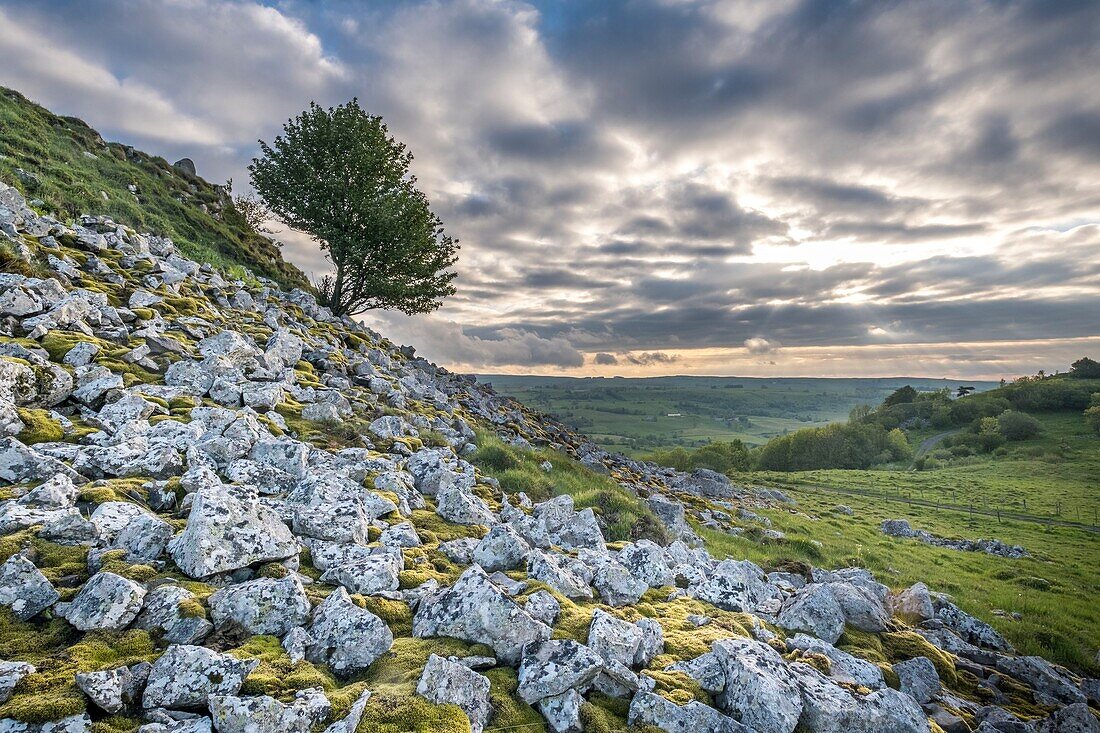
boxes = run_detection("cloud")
[623,351,679,366]
[744,337,779,354]
[1,0,1098,378]
[366,313,584,369]
[592,352,618,365]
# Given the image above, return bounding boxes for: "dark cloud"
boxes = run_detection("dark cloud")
[1,0,1098,373]
[624,352,678,365]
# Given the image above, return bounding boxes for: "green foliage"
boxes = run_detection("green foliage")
[0,87,306,288]
[755,421,912,471]
[249,99,458,316]
[1082,393,1100,436]
[471,432,670,544]
[997,410,1043,441]
[883,385,918,407]
[1069,357,1100,379]
[646,440,751,474]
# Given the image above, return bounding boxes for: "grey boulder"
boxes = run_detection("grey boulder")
[0,554,59,620]
[306,587,393,677]
[208,576,311,637]
[412,565,550,665]
[168,486,297,578]
[415,654,492,733]
[142,645,260,709]
[55,572,146,631]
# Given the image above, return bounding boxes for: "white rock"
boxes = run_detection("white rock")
[415,654,492,733]
[306,587,393,677]
[168,486,297,578]
[0,554,60,619]
[208,576,311,636]
[55,572,146,631]
[142,645,259,709]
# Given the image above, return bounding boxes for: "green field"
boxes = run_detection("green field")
[488,375,1100,673]
[761,412,1100,521]
[481,375,997,455]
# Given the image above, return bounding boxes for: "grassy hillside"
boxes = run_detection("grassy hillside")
[0,86,306,289]
[481,375,995,455]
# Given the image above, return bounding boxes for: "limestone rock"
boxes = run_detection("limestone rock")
[208,576,311,636]
[692,559,766,612]
[0,660,35,705]
[133,584,213,645]
[55,572,146,631]
[142,645,260,709]
[894,656,941,704]
[711,637,803,733]
[0,554,60,620]
[412,565,550,665]
[472,524,531,572]
[208,689,330,733]
[537,689,584,733]
[306,587,393,677]
[168,486,297,578]
[517,640,604,704]
[415,654,492,733]
[75,666,138,714]
[777,584,845,644]
[319,552,402,595]
[628,691,745,733]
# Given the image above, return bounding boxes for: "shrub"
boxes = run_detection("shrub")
[997,410,1042,441]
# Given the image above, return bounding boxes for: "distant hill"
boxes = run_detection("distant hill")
[479,374,998,454]
[0,86,306,289]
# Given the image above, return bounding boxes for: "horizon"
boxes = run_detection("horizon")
[1,0,1097,379]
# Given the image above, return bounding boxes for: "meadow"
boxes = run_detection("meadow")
[482,375,994,455]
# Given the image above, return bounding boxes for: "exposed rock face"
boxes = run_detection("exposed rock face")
[894,656,941,704]
[517,640,604,704]
[413,565,551,664]
[208,689,330,733]
[710,638,803,733]
[306,588,393,677]
[629,691,745,733]
[208,575,311,636]
[415,654,492,733]
[55,572,146,631]
[142,645,259,709]
[0,661,35,705]
[0,554,59,619]
[168,485,298,578]
[776,583,845,644]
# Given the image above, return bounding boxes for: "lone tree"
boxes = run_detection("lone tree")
[249,99,457,316]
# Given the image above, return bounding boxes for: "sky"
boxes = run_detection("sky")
[1,0,1098,380]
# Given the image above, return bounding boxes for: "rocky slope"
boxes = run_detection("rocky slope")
[0,176,1098,733]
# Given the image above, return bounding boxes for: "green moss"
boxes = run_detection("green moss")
[229,635,337,699]
[79,487,121,504]
[0,624,156,723]
[354,636,494,733]
[483,668,546,731]
[15,408,63,444]
[256,562,289,579]
[579,693,631,733]
[0,532,88,584]
[176,598,206,619]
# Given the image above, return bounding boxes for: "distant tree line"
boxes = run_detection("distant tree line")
[643,357,1099,474]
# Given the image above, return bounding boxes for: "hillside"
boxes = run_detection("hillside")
[0,99,1098,733]
[0,87,306,290]
[483,375,998,455]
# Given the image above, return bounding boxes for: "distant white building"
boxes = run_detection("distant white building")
[666,413,682,417]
